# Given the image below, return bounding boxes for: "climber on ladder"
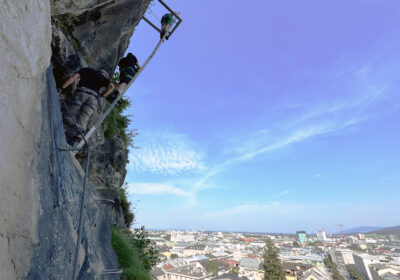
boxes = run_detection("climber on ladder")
[59,68,114,147]
[105,53,141,104]
[160,13,173,40]
[74,1,183,149]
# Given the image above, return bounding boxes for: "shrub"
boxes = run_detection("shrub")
[102,70,138,147]
[112,227,160,280]
[112,227,151,280]
[120,184,134,227]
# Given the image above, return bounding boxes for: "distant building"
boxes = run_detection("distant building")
[370,264,400,280]
[171,231,195,242]
[302,267,329,280]
[282,262,312,280]
[183,244,209,257]
[296,231,308,245]
[212,274,249,280]
[316,230,327,242]
[239,257,263,280]
[353,253,382,280]
[165,263,213,280]
[332,249,354,265]
[151,267,166,280]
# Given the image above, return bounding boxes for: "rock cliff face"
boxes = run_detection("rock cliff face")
[52,0,150,205]
[0,0,149,279]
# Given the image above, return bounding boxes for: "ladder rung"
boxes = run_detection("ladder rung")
[102,269,122,275]
[97,199,116,205]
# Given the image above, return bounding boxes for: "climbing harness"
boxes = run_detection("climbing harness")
[77,86,101,98]
[75,1,182,150]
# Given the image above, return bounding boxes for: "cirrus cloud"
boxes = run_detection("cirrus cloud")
[129,130,205,174]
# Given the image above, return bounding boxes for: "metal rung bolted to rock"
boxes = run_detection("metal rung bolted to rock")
[101,269,122,275]
[97,199,116,205]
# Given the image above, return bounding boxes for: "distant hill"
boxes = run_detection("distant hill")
[370,225,400,235]
[338,226,384,234]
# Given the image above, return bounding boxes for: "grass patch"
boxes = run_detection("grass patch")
[112,228,152,280]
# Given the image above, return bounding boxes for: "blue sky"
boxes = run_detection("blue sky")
[122,0,400,233]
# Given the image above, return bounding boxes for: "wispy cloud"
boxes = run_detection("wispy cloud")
[193,78,393,191]
[275,190,290,197]
[126,182,191,197]
[128,130,205,174]
[194,123,344,191]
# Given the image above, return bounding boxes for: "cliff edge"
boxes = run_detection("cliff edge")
[0,0,149,279]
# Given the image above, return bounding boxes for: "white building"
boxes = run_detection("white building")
[171,231,195,242]
[165,263,213,280]
[336,249,355,265]
[316,230,327,241]
[353,253,384,280]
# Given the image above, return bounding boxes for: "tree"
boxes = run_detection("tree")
[324,257,345,280]
[170,253,178,259]
[112,227,158,280]
[205,261,219,276]
[263,238,285,280]
[230,266,240,275]
[346,265,365,280]
[292,240,300,248]
[127,226,160,270]
[164,234,171,241]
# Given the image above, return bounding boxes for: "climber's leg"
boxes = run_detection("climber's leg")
[106,67,134,103]
[76,94,98,132]
[63,91,84,126]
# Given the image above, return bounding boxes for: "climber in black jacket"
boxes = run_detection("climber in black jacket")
[105,53,141,103]
[59,68,114,146]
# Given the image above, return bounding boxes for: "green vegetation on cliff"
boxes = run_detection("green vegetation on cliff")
[120,184,134,227]
[103,71,138,146]
[112,227,159,280]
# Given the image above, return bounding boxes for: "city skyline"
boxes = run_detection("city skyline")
[123,0,400,232]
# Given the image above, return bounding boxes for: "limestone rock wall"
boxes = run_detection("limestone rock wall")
[0,1,52,278]
[27,68,120,280]
[51,0,150,80]
[0,0,150,278]
[52,0,150,210]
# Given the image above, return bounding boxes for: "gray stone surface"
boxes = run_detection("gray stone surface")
[0,1,51,278]
[51,0,150,222]
[0,0,150,278]
[51,0,150,78]
[27,68,120,280]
